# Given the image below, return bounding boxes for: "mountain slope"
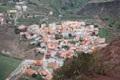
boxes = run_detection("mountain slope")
[96,37,120,66]
[53,37,120,80]
[77,0,120,18]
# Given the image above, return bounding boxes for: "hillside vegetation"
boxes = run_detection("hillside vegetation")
[28,0,90,16]
[53,37,120,80]
[53,52,107,80]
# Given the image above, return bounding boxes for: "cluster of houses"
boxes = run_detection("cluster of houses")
[1,1,107,80]
[0,13,4,25]
[0,0,28,26]
[12,21,106,80]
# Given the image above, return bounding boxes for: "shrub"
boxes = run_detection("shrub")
[36,74,44,80]
[14,28,20,34]
[62,46,69,50]
[94,25,99,28]
[55,34,63,39]
[109,24,113,27]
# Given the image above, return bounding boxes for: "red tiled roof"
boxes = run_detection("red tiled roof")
[46,74,53,79]
[25,68,37,75]
[40,70,48,76]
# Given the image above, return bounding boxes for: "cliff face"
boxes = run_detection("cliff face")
[77,0,120,18]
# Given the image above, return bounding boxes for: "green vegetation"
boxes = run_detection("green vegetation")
[53,52,107,80]
[27,0,39,7]
[49,0,90,15]
[13,0,20,2]
[0,54,22,80]
[103,17,116,28]
[0,5,13,12]
[35,74,44,80]
[28,44,36,49]
[55,34,63,40]
[0,3,15,12]
[17,16,44,26]
[35,52,40,56]
[19,74,44,80]
[0,6,8,12]
[103,16,120,31]
[90,0,113,3]
[94,24,99,28]
[27,0,91,18]
[99,28,107,38]
[20,0,95,25]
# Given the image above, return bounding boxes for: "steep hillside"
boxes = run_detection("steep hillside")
[53,37,120,80]
[77,0,120,18]
[77,0,120,42]
[77,0,120,29]
[96,37,120,66]
[29,0,90,13]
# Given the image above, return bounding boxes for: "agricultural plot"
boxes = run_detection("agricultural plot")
[0,54,22,80]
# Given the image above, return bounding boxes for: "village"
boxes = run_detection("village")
[6,20,107,80]
[0,0,108,80]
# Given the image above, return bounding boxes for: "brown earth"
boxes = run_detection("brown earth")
[95,37,120,66]
[0,25,18,52]
[91,37,120,80]
[90,70,120,80]
[0,25,42,60]
[77,0,120,18]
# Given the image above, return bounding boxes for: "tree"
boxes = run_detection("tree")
[36,74,44,80]
[55,34,62,40]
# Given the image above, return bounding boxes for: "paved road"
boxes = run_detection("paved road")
[6,60,34,80]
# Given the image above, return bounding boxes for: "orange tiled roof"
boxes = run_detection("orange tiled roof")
[77,22,82,27]
[47,62,57,68]
[54,65,60,70]
[40,70,48,76]
[20,32,25,35]
[35,29,42,35]
[56,25,62,30]
[60,51,68,57]
[18,25,27,30]
[33,60,43,66]
[26,34,32,39]
[70,46,76,50]
[43,27,49,33]
[46,74,53,79]
[25,68,37,75]
[48,43,57,49]
[66,53,74,58]
[42,34,50,42]
[98,39,105,44]
[49,28,55,34]
[69,49,74,53]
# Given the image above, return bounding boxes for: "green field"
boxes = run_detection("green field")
[99,28,107,38]
[0,54,22,80]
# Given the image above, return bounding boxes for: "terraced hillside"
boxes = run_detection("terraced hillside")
[77,0,120,42]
